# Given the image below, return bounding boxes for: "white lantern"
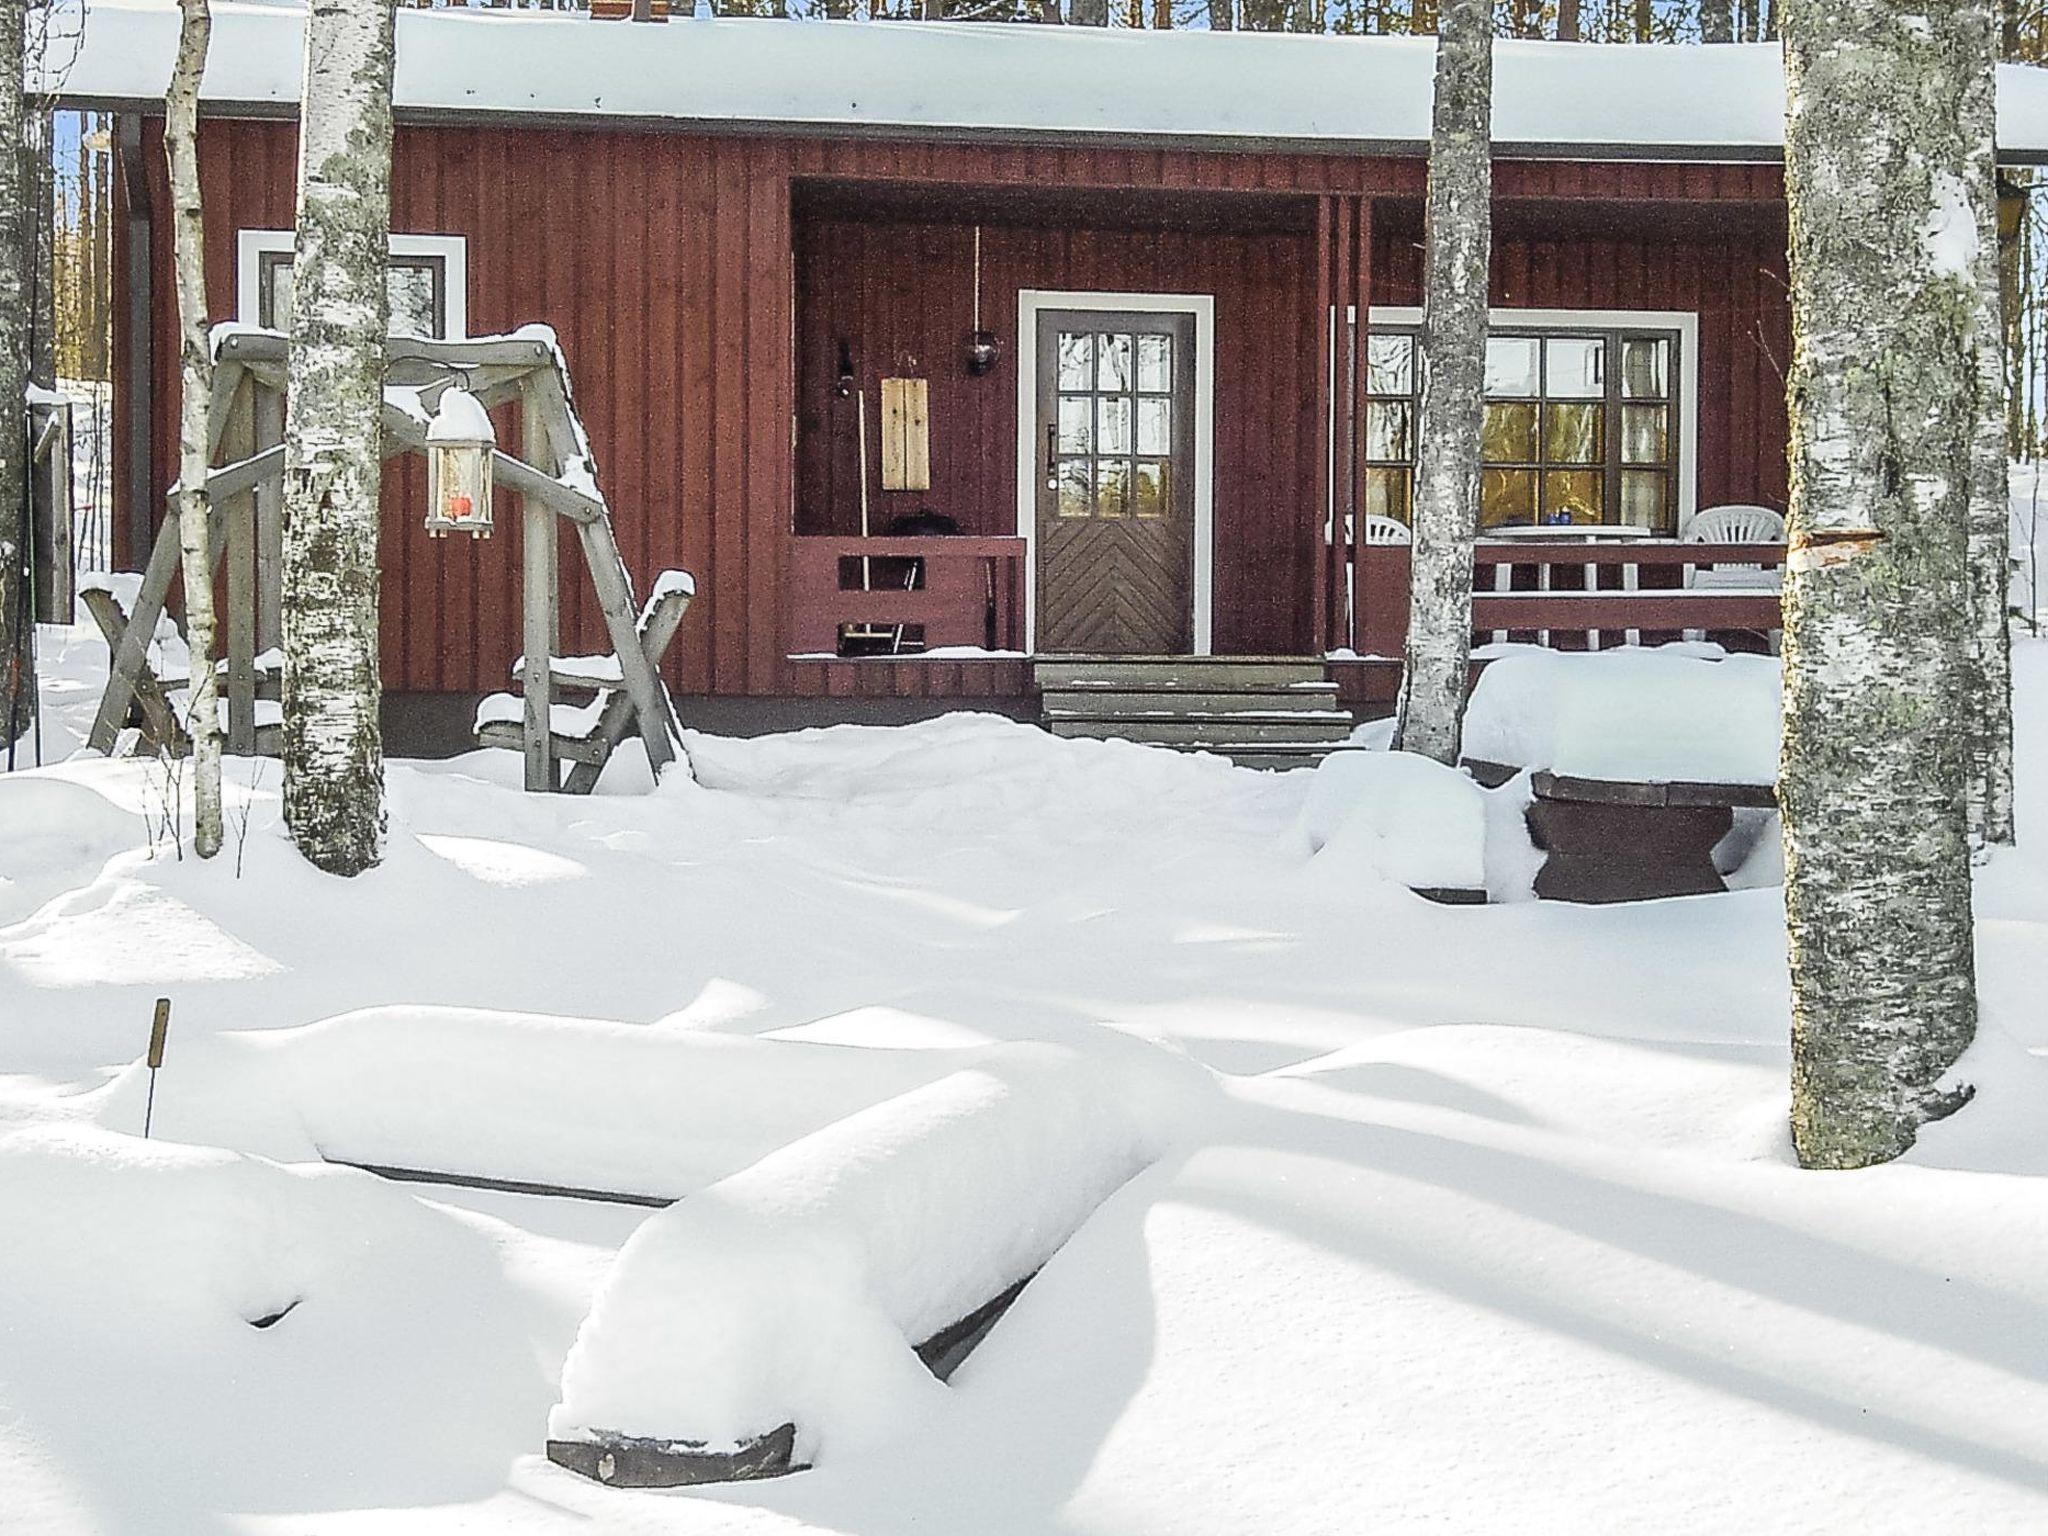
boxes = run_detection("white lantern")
[425,386,496,538]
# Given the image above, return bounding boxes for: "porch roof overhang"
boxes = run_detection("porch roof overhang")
[52,0,2048,167]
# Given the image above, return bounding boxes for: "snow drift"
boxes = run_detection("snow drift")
[1296,750,1488,893]
[89,1005,993,1200]
[549,1042,1170,1465]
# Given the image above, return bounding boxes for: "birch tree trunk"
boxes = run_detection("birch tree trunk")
[1392,0,1490,766]
[167,0,223,859]
[1961,33,2017,849]
[0,0,32,751]
[1700,0,1734,41]
[281,0,395,878]
[1781,0,1984,1168]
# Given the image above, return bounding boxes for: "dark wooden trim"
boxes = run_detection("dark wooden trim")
[117,113,154,566]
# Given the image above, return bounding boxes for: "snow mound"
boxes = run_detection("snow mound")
[0,778,137,885]
[89,1005,988,1200]
[550,1042,1168,1462]
[1465,646,1781,785]
[1297,750,1487,893]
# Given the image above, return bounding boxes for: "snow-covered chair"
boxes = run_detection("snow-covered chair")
[1682,504,1785,648]
[1364,513,1412,546]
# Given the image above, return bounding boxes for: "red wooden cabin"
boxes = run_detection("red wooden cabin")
[64,2,2048,738]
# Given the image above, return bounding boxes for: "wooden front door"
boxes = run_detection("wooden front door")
[1035,309,1197,654]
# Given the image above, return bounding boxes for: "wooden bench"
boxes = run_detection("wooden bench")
[80,577,282,759]
[473,572,692,794]
[1524,770,1776,903]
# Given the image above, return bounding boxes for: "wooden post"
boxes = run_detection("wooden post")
[254,380,285,652]
[520,380,558,793]
[221,374,257,754]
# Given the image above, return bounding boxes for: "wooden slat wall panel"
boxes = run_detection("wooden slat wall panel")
[121,113,1789,697]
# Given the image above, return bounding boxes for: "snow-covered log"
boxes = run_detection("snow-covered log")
[547,1044,1171,1483]
[1393,0,1491,766]
[1780,0,1984,1168]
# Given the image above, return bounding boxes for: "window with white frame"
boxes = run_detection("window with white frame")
[236,231,469,340]
[1357,309,1694,536]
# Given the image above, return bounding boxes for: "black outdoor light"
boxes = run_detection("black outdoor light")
[965,225,1000,376]
[835,339,856,399]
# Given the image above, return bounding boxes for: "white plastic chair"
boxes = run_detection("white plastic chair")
[1364,513,1412,546]
[1683,503,1785,648]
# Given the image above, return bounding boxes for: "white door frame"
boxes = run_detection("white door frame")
[1016,290,1217,655]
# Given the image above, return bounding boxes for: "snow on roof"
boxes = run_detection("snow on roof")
[52,0,2048,162]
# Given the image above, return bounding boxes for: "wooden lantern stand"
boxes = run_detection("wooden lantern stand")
[82,329,691,794]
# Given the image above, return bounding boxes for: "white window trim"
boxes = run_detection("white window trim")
[1364,305,1700,531]
[1015,289,1217,656]
[236,230,470,339]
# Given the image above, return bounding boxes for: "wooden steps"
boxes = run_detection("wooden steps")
[1035,656,1356,770]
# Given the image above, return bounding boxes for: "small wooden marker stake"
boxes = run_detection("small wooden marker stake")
[143,997,171,1139]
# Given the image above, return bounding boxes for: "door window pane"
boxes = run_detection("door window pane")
[1136,334,1172,393]
[1544,470,1603,523]
[1057,459,1093,518]
[1057,333,1093,391]
[1481,468,1538,527]
[1484,337,1540,398]
[1544,402,1603,464]
[1483,402,1538,463]
[1621,337,1670,399]
[1365,401,1412,462]
[1095,459,1129,518]
[1366,333,1413,396]
[1057,396,1093,454]
[1622,404,1669,465]
[1097,397,1133,456]
[1621,470,1669,530]
[1543,336,1604,399]
[1365,466,1411,524]
[1097,333,1133,392]
[1136,396,1172,456]
[1132,459,1169,519]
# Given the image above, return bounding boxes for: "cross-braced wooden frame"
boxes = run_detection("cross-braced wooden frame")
[87,330,690,793]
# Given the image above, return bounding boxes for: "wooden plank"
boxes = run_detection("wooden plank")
[253,383,286,652]
[82,585,186,756]
[561,585,693,794]
[522,383,559,793]
[87,515,184,752]
[574,514,677,776]
[221,387,258,755]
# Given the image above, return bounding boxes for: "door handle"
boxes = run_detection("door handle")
[1045,424,1058,491]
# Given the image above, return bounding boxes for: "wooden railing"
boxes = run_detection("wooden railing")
[1350,539,1787,658]
[787,535,1027,657]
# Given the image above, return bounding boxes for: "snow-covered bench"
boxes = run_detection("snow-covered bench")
[79,572,283,758]
[472,569,693,792]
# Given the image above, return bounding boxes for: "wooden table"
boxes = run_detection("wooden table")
[1524,770,1777,904]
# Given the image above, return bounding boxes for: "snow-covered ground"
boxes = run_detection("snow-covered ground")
[5,624,2048,1534]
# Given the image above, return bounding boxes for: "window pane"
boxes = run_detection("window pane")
[1136,334,1172,393]
[1484,337,1540,398]
[1058,333,1093,391]
[1096,459,1129,518]
[1366,333,1414,396]
[1136,396,1171,456]
[1058,396,1093,454]
[1132,459,1168,519]
[1097,333,1133,393]
[1097,397,1133,455]
[1544,402,1602,465]
[262,259,294,331]
[1622,404,1669,465]
[1365,401,1412,462]
[1364,466,1411,524]
[1621,337,1670,399]
[1544,470,1603,523]
[1057,459,1092,518]
[388,263,440,339]
[1544,336,1604,400]
[1621,470,1669,530]
[1482,402,1538,463]
[1481,468,1538,528]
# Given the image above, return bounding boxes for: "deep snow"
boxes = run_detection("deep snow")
[4,623,2048,1534]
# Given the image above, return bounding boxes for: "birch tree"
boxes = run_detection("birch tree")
[1961,36,2016,849]
[0,0,32,752]
[1780,0,1984,1168]
[1701,0,1735,41]
[167,0,223,859]
[1392,0,1491,766]
[281,0,395,877]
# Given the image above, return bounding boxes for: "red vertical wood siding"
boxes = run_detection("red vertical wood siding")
[119,112,1786,695]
